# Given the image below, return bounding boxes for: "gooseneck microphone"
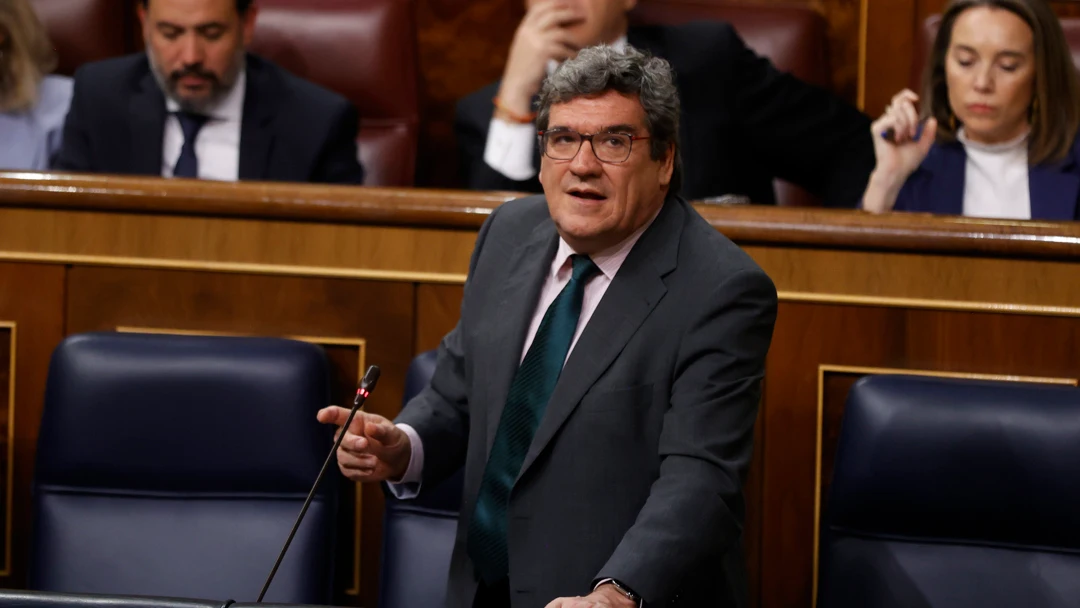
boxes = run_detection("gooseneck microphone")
[257,364,382,602]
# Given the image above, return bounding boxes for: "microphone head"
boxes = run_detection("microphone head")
[360,365,381,391]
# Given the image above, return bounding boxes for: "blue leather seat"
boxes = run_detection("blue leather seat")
[378,350,464,608]
[0,590,228,608]
[31,332,339,603]
[818,374,1080,608]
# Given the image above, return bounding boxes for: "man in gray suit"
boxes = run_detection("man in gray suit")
[318,45,777,608]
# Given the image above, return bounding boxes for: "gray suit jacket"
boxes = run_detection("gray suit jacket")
[396,194,778,607]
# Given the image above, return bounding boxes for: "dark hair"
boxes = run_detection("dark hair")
[140,0,254,14]
[924,0,1080,164]
[537,44,683,196]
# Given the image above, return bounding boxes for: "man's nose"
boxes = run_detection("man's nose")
[568,138,603,177]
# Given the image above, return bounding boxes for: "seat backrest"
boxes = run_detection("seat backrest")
[911,14,1080,91]
[31,0,134,76]
[818,374,1080,608]
[378,349,464,608]
[0,589,228,608]
[31,332,338,604]
[630,0,829,207]
[249,0,420,186]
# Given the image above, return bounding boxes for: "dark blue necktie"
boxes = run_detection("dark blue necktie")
[173,112,209,178]
[467,254,601,584]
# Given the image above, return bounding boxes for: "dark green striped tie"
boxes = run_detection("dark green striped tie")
[467,254,600,584]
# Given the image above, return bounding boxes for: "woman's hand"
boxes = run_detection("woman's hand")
[863,89,938,213]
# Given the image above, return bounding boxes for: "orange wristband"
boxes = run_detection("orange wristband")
[492,97,537,124]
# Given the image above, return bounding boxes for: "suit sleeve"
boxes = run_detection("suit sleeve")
[311,101,365,185]
[455,92,542,193]
[597,268,778,604]
[50,69,93,172]
[728,30,874,208]
[392,205,498,486]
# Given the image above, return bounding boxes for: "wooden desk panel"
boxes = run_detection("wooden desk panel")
[3,173,1080,607]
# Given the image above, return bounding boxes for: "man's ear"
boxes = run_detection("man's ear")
[658,142,675,188]
[137,2,148,35]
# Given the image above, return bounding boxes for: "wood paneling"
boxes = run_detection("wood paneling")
[415,284,463,354]
[65,267,416,606]
[0,264,66,589]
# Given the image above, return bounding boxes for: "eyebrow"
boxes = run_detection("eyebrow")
[155,20,228,31]
[953,44,1027,60]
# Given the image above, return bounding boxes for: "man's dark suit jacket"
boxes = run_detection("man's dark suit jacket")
[455,22,874,207]
[53,53,364,184]
[396,194,778,607]
[893,139,1080,220]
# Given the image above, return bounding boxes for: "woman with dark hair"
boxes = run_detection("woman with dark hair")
[863,0,1080,220]
[0,0,71,170]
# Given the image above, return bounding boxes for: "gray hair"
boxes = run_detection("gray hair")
[537,44,683,195]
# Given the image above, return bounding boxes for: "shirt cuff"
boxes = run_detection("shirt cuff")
[483,117,538,181]
[386,423,424,499]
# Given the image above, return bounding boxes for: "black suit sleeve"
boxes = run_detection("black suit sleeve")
[454,87,542,193]
[51,68,93,172]
[311,101,365,185]
[728,30,874,208]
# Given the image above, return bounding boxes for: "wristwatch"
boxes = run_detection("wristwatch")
[596,578,643,607]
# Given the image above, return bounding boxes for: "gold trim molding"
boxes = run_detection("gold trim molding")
[778,291,1080,318]
[0,251,468,285]
[811,364,1078,606]
[116,326,369,595]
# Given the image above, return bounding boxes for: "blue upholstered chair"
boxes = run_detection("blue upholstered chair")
[0,589,228,608]
[818,374,1080,608]
[31,332,338,603]
[378,350,464,608]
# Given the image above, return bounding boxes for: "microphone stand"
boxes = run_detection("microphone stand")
[256,365,381,602]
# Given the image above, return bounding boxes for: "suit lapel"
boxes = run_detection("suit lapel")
[481,220,560,454]
[1029,156,1080,221]
[239,58,276,180]
[927,143,966,216]
[128,70,166,176]
[516,198,684,481]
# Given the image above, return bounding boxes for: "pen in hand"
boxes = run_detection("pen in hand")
[880,120,926,143]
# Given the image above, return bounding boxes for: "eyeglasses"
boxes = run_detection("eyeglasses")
[537,129,651,164]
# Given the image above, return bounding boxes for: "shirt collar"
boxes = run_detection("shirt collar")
[165,65,247,123]
[546,35,629,77]
[549,202,662,281]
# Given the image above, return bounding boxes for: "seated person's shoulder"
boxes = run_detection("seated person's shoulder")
[71,54,150,92]
[456,81,501,123]
[630,21,738,70]
[257,56,355,119]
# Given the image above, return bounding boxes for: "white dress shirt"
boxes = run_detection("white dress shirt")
[483,36,629,181]
[391,208,659,497]
[161,70,246,181]
[958,126,1032,220]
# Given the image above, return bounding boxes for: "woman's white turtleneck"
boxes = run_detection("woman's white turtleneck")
[958,126,1031,220]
